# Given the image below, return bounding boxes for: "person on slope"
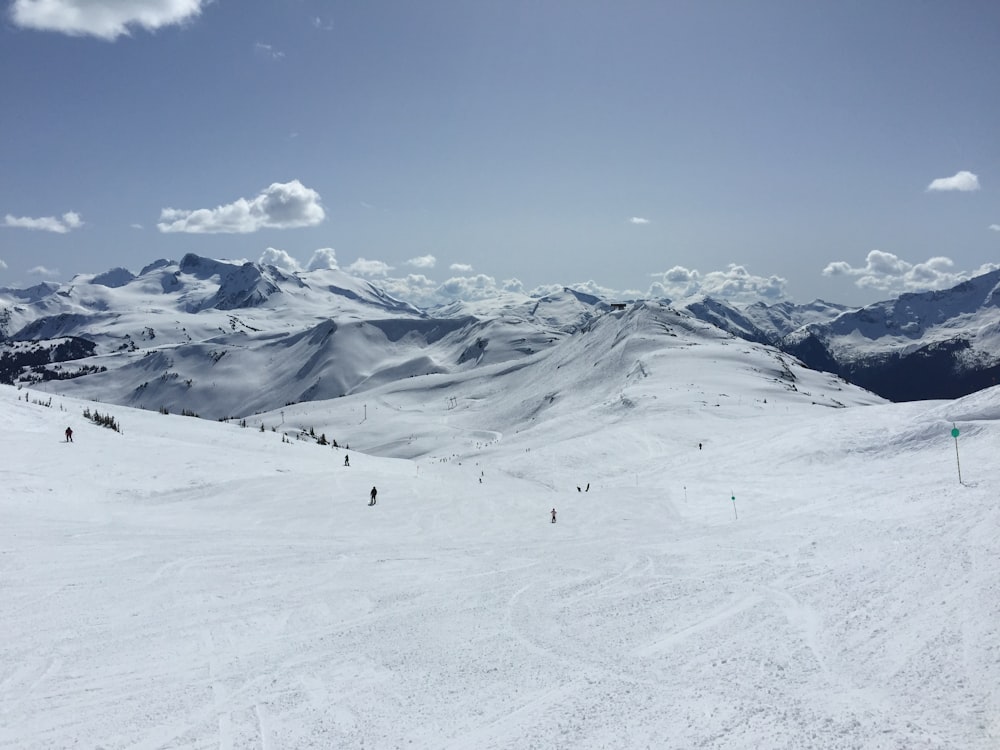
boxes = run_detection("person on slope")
[344,454,350,467]
[65,427,73,443]
[369,486,378,506]
[550,508,557,524]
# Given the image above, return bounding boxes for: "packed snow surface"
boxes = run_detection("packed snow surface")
[2,359,998,747]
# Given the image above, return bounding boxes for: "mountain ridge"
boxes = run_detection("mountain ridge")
[3,253,999,409]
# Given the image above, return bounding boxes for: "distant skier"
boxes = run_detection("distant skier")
[344,454,350,467]
[550,508,557,524]
[65,427,73,443]
[369,486,377,506]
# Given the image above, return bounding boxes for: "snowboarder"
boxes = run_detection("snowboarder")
[369,486,377,506]
[550,508,557,523]
[344,454,350,467]
[65,427,73,443]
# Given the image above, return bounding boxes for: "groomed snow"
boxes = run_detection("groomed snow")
[2,372,998,748]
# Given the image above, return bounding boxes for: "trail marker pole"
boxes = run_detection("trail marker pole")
[731,491,738,520]
[951,424,962,485]
[684,485,687,504]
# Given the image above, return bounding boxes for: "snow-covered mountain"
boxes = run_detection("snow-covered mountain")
[670,273,1000,402]
[676,296,852,345]
[779,269,1000,401]
[4,255,1000,412]
[0,255,620,418]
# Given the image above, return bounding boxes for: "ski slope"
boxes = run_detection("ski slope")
[1,373,998,749]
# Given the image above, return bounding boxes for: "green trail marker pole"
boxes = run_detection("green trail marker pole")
[951,424,962,485]
[731,491,738,520]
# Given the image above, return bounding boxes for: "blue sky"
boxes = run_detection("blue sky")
[1,0,998,307]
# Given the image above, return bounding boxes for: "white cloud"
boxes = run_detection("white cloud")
[989,224,1000,232]
[130,223,144,230]
[259,247,301,273]
[406,254,436,269]
[312,16,333,31]
[28,265,60,277]
[629,217,650,225]
[437,274,504,300]
[374,272,526,308]
[822,250,1000,295]
[377,274,439,305]
[0,259,7,270]
[649,264,787,302]
[345,258,392,277]
[157,180,325,234]
[10,0,208,40]
[3,211,83,233]
[449,263,473,273]
[307,248,338,271]
[254,42,285,60]
[926,170,980,192]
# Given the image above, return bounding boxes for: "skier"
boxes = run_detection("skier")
[550,508,557,524]
[65,427,73,443]
[344,454,350,467]
[369,486,377,506]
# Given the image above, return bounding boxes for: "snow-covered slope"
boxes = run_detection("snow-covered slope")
[2,353,997,747]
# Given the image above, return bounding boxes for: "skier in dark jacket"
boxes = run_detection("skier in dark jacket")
[550,508,557,523]
[369,486,377,506]
[65,427,73,443]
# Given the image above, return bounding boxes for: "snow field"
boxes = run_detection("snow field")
[1,381,998,749]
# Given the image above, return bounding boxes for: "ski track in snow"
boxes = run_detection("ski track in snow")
[1,382,999,749]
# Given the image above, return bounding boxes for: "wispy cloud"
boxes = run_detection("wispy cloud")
[254,42,285,60]
[10,0,208,40]
[312,16,333,31]
[131,223,144,230]
[989,224,1000,232]
[926,170,980,192]
[406,254,436,269]
[158,180,325,234]
[822,250,1000,295]
[629,217,650,225]
[3,211,83,233]
[28,265,60,278]
[0,259,7,270]
[649,264,787,302]
[449,263,473,273]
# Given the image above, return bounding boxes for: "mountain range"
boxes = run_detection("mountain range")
[3,253,1000,419]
